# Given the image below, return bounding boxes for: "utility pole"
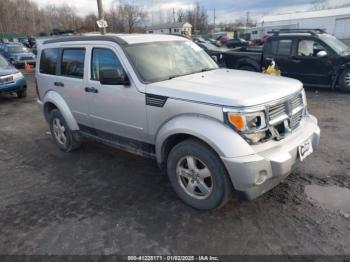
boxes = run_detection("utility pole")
[173,8,175,23]
[213,8,216,33]
[97,0,106,35]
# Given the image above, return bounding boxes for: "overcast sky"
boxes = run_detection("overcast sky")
[31,0,350,23]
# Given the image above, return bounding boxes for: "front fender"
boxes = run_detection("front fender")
[42,91,79,130]
[155,114,255,164]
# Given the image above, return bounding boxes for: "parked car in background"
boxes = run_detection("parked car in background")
[18,37,30,48]
[36,34,319,210]
[222,29,350,92]
[226,38,249,48]
[0,53,27,98]
[196,41,228,66]
[0,38,9,44]
[2,43,36,67]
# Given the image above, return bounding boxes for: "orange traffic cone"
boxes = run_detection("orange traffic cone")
[25,62,32,73]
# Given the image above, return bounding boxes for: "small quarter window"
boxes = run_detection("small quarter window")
[40,48,59,75]
[61,48,85,78]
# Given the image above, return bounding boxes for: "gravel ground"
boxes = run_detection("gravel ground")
[0,71,350,256]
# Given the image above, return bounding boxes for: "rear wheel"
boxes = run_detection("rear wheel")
[167,139,232,210]
[49,109,80,152]
[339,68,350,93]
[17,88,27,98]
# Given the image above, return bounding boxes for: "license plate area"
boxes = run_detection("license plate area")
[298,139,313,161]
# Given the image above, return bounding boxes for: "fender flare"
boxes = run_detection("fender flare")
[155,114,255,164]
[42,90,79,130]
[332,63,350,88]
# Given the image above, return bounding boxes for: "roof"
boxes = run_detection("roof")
[260,7,350,23]
[43,33,187,46]
[146,22,192,30]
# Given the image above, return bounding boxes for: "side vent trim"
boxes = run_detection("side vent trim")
[146,94,167,107]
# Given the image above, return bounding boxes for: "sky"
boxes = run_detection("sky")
[31,0,350,23]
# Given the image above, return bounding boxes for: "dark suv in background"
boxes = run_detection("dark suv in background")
[222,29,350,92]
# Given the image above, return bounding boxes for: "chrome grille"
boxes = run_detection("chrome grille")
[268,92,304,135]
[20,56,33,61]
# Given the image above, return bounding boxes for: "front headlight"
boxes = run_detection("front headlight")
[12,72,24,80]
[224,108,268,144]
[225,110,267,132]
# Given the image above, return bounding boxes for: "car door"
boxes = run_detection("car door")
[53,47,92,127]
[287,38,333,86]
[85,45,147,142]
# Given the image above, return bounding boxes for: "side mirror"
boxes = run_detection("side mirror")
[99,68,130,86]
[211,55,218,63]
[317,50,328,58]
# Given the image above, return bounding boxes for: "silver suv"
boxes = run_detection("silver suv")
[36,34,320,210]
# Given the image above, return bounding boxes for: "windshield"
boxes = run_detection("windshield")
[320,34,350,55]
[125,41,218,83]
[9,46,28,53]
[0,55,9,67]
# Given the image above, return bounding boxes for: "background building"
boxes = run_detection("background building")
[250,7,350,41]
[146,22,192,37]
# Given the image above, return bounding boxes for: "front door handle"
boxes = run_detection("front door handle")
[85,87,99,94]
[54,82,64,87]
[291,56,301,63]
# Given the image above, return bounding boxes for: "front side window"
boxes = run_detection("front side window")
[40,48,59,75]
[125,41,218,83]
[277,40,292,56]
[298,40,326,57]
[61,48,85,78]
[91,48,124,81]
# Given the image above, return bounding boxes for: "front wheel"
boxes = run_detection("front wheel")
[167,139,233,210]
[339,68,350,93]
[17,88,27,98]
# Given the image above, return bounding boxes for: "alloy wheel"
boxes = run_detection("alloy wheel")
[176,155,213,200]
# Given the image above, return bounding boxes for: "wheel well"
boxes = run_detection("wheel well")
[43,102,58,122]
[160,133,220,172]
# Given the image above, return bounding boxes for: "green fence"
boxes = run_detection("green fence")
[0,32,29,39]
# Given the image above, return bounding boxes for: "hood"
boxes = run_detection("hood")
[10,52,35,58]
[0,65,17,77]
[146,69,303,107]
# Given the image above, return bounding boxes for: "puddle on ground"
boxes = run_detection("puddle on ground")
[305,185,350,214]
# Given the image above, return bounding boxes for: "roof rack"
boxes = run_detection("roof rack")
[268,29,326,36]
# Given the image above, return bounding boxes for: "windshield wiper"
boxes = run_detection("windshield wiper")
[200,68,216,72]
[168,68,216,80]
[168,74,185,80]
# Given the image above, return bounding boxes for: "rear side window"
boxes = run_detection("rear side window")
[277,40,292,56]
[61,48,85,79]
[40,48,59,75]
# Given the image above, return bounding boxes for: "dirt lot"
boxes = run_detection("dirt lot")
[0,71,350,256]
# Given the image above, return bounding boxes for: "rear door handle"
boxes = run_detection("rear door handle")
[54,82,64,87]
[85,87,99,94]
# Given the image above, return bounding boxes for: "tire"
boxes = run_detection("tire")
[167,139,233,210]
[16,88,27,98]
[49,109,80,152]
[339,68,350,93]
[239,65,257,72]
